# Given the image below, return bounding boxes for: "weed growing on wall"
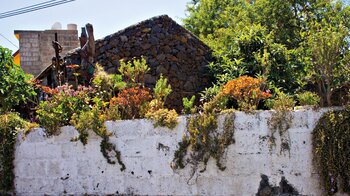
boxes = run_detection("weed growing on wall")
[182,95,196,114]
[70,97,126,170]
[312,109,350,194]
[100,137,126,171]
[267,91,295,154]
[172,91,235,173]
[0,113,38,192]
[146,74,179,129]
[172,112,235,173]
[145,108,178,129]
[268,111,293,155]
[173,76,271,173]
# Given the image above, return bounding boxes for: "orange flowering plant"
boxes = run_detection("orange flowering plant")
[111,87,152,119]
[222,76,271,111]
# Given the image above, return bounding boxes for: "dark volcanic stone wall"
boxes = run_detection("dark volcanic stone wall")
[94,15,213,110]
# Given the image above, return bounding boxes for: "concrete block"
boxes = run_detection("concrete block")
[23,128,47,143]
[15,159,46,177]
[35,143,61,159]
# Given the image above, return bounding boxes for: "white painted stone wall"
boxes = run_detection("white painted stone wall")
[14,108,333,195]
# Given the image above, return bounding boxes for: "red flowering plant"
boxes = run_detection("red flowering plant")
[222,76,271,111]
[111,86,152,119]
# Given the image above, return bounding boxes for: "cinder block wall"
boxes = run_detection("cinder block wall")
[15,30,79,77]
[14,109,332,195]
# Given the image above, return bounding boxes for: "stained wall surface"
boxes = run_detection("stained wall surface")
[14,109,332,195]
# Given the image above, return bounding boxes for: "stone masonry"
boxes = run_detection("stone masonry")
[94,15,214,110]
[15,29,79,77]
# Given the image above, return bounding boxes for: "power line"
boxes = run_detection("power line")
[0,0,57,16]
[0,0,75,19]
[0,0,74,18]
[0,33,18,49]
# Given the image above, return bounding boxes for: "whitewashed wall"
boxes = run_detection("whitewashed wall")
[14,108,332,195]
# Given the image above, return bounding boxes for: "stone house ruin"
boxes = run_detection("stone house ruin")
[16,15,214,110]
[93,15,213,110]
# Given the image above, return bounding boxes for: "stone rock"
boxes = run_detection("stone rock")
[142,28,151,33]
[156,54,166,61]
[149,37,159,45]
[151,26,162,34]
[144,74,157,85]
[142,43,151,50]
[120,35,128,42]
[184,81,194,91]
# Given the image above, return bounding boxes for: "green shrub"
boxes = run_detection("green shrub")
[105,103,121,121]
[70,97,108,145]
[200,84,220,103]
[0,113,37,191]
[146,75,177,128]
[92,64,126,101]
[0,46,36,112]
[118,56,150,86]
[182,95,196,114]
[297,91,320,106]
[313,110,350,194]
[270,92,295,111]
[36,84,93,135]
[145,108,178,129]
[150,74,172,110]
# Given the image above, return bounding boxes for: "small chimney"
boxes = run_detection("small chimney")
[67,23,77,30]
[79,27,87,47]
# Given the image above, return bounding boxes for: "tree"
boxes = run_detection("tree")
[0,46,36,113]
[184,0,350,102]
[183,0,308,93]
[302,5,350,106]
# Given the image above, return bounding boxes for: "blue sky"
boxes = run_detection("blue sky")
[0,0,189,53]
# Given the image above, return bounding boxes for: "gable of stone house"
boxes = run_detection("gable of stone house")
[94,15,214,110]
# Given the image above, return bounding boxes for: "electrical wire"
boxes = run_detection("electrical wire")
[0,33,19,48]
[0,0,75,19]
[0,0,57,16]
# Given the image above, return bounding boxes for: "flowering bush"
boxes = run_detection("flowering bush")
[222,76,271,111]
[92,64,126,101]
[36,84,94,135]
[112,87,152,119]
